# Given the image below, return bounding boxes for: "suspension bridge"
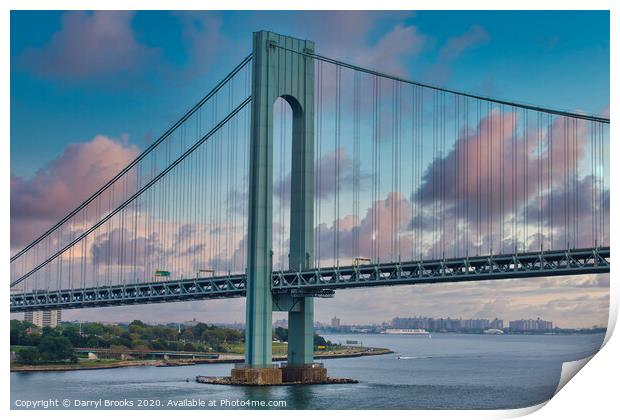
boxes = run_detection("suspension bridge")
[10,31,609,383]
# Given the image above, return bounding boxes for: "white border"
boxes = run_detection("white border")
[2,1,617,419]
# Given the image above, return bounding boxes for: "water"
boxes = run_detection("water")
[11,333,604,410]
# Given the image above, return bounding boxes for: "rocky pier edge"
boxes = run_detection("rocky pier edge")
[196,375,358,386]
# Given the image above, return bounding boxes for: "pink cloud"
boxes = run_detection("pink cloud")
[356,24,426,75]
[19,11,159,79]
[412,109,607,254]
[416,109,587,214]
[315,191,413,265]
[285,12,424,77]
[11,135,140,248]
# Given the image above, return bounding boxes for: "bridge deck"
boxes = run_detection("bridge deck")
[10,247,609,312]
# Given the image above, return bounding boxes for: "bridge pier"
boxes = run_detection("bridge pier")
[287,297,314,365]
[239,30,319,385]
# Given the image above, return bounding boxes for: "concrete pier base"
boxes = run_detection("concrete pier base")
[230,366,282,385]
[281,364,327,383]
[227,363,329,385]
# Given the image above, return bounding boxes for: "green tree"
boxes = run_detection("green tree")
[37,335,77,363]
[191,323,209,340]
[16,347,41,364]
[119,332,133,348]
[128,322,145,335]
[11,320,37,346]
[181,329,194,341]
[61,328,83,347]
[313,334,332,347]
[274,327,288,342]
[82,323,105,336]
[149,339,166,350]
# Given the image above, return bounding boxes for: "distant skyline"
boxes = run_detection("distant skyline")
[10,11,610,329]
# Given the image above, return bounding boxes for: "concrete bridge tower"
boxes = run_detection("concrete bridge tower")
[232,31,321,384]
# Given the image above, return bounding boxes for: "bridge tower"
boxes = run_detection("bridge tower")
[235,31,318,384]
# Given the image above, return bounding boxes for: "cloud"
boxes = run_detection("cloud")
[174,12,234,78]
[274,149,368,202]
[410,109,608,254]
[315,191,413,264]
[260,11,425,77]
[355,24,427,75]
[439,25,489,61]
[11,135,140,248]
[425,24,490,84]
[19,11,159,80]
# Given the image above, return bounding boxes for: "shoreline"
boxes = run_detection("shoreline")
[10,347,393,373]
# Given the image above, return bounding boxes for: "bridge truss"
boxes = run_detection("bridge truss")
[11,247,609,312]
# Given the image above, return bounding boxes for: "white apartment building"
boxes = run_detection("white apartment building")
[24,309,62,328]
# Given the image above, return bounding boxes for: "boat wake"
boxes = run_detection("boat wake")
[397,355,433,360]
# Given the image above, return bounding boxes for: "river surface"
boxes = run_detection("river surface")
[11,332,604,410]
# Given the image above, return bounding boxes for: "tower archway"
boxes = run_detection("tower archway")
[245,31,315,369]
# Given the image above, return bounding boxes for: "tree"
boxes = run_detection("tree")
[149,339,166,350]
[191,323,209,340]
[16,347,41,365]
[313,334,332,347]
[224,328,243,343]
[37,335,77,363]
[62,328,83,347]
[22,332,42,347]
[82,323,105,336]
[119,331,133,348]
[11,320,31,346]
[128,321,146,335]
[181,329,194,341]
[274,327,288,342]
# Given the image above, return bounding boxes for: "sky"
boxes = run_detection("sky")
[10,11,610,328]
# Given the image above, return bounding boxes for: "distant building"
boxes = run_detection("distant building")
[490,318,504,329]
[24,310,61,328]
[391,317,432,329]
[509,318,553,331]
[331,316,341,328]
[391,316,504,332]
[461,319,490,330]
[434,317,463,331]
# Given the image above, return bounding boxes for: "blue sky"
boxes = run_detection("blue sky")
[10,11,610,327]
